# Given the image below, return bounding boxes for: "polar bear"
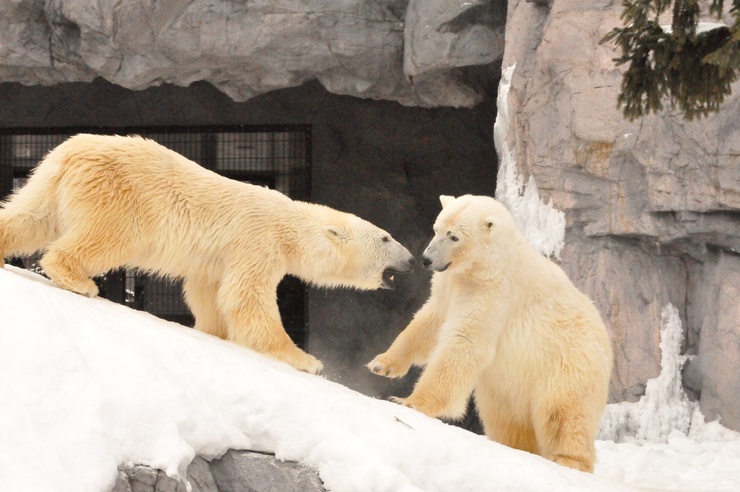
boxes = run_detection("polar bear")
[368,194,612,472]
[0,134,415,374]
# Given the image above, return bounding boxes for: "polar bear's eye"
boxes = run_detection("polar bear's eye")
[450,235,459,242]
[382,236,390,243]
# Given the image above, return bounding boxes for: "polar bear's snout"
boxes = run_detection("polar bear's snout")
[421,254,450,272]
[397,255,417,273]
[381,251,416,290]
[421,240,451,273]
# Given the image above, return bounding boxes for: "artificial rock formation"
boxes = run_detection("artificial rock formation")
[498,0,739,429]
[1,0,503,107]
[112,452,324,492]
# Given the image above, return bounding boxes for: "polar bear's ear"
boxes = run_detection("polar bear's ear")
[325,226,348,242]
[439,195,455,208]
[483,216,496,231]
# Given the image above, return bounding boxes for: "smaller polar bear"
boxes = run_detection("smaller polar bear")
[369,194,612,472]
[0,134,416,374]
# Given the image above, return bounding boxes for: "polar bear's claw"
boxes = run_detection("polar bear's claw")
[389,396,410,407]
[366,354,410,378]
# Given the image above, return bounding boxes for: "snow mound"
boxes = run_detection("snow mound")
[0,266,629,492]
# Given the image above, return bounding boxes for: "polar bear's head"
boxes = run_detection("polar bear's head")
[323,214,416,290]
[296,206,415,291]
[421,194,519,273]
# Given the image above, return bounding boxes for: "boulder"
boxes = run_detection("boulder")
[112,452,324,492]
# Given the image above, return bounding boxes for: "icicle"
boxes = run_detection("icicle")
[598,304,739,443]
[492,64,566,259]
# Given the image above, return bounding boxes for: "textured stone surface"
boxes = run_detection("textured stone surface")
[210,450,324,492]
[111,453,321,492]
[0,0,504,107]
[187,457,220,492]
[685,251,740,430]
[499,0,740,428]
[404,0,506,106]
[112,458,211,492]
[559,238,686,401]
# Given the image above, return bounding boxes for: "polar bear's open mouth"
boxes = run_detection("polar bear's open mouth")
[381,268,405,290]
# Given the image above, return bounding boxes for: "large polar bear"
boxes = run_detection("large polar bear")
[0,134,415,374]
[369,194,612,472]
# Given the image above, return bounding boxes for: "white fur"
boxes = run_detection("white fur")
[369,194,613,472]
[0,134,415,374]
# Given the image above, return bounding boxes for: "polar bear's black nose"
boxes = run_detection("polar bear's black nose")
[422,256,432,269]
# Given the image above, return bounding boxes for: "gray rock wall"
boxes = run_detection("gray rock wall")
[499,0,740,429]
[1,0,504,107]
[404,0,506,106]
[112,452,324,492]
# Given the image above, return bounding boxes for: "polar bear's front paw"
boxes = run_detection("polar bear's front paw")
[276,347,323,375]
[389,396,411,407]
[389,393,444,418]
[57,277,99,297]
[367,353,410,378]
[295,353,324,375]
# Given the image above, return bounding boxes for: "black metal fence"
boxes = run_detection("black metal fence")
[0,126,311,347]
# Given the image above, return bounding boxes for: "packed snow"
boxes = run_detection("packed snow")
[1,266,739,492]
